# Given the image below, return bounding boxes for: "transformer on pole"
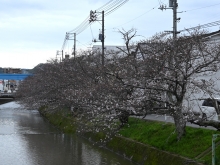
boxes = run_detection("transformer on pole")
[169,0,174,7]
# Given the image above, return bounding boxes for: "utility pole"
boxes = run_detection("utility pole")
[73,33,76,59]
[90,10,105,66]
[62,50,63,61]
[56,51,59,60]
[101,11,104,66]
[159,0,180,39]
[172,0,178,39]
[56,50,63,62]
[173,0,180,38]
[65,32,76,59]
[158,0,181,64]
[159,0,180,106]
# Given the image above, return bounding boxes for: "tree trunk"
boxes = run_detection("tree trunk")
[173,108,186,141]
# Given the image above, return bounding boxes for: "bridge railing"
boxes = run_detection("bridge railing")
[0,74,32,80]
[0,93,14,98]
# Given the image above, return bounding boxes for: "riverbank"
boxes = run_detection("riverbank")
[39,107,220,165]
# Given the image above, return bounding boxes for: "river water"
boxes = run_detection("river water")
[0,102,134,165]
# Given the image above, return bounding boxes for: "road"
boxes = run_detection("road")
[140,114,216,130]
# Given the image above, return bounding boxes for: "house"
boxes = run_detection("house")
[92,45,127,59]
[3,68,22,74]
[203,30,220,43]
[132,30,220,121]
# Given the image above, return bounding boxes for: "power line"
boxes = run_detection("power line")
[63,0,164,51]
[180,20,220,32]
[97,0,121,12]
[61,34,68,51]
[206,13,220,23]
[107,1,220,32]
[90,24,95,40]
[61,0,129,51]
[97,0,127,13]
[68,16,91,34]
[67,0,128,35]
[180,2,220,13]
[96,0,114,12]
[64,1,220,52]
[158,0,161,5]
[76,40,92,49]
[105,0,129,16]
[108,0,165,30]
[111,7,155,29]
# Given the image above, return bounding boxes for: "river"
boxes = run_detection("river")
[0,102,134,165]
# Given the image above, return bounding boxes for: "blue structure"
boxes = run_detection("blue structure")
[0,74,32,80]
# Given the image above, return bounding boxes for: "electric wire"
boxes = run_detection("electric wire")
[168,2,220,34]
[61,1,220,53]
[61,0,129,51]
[180,20,220,32]
[67,0,128,35]
[61,0,165,51]
[158,0,161,5]
[94,0,127,20]
[96,0,118,12]
[75,22,92,35]
[105,0,129,16]
[76,40,91,49]
[181,2,220,13]
[96,0,114,12]
[90,24,95,40]
[95,0,129,22]
[206,13,220,23]
[67,0,124,35]
[105,0,127,12]
[108,0,165,30]
[96,0,123,12]
[96,0,125,13]
[61,35,68,51]
[157,0,166,6]
[68,16,90,34]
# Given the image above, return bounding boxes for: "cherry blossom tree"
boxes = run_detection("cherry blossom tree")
[16,29,220,141]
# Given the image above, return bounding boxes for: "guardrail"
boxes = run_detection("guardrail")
[0,93,14,98]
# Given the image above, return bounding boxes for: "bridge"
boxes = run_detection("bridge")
[0,93,15,105]
[0,74,32,104]
[0,74,32,80]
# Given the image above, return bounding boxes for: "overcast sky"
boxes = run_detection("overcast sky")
[1,0,220,69]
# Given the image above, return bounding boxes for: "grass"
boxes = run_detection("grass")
[119,117,220,160]
[39,107,77,134]
[200,144,220,165]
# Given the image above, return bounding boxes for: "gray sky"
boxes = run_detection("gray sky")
[1,0,220,69]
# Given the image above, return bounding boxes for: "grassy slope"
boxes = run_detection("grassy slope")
[39,107,220,165]
[119,117,220,164]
